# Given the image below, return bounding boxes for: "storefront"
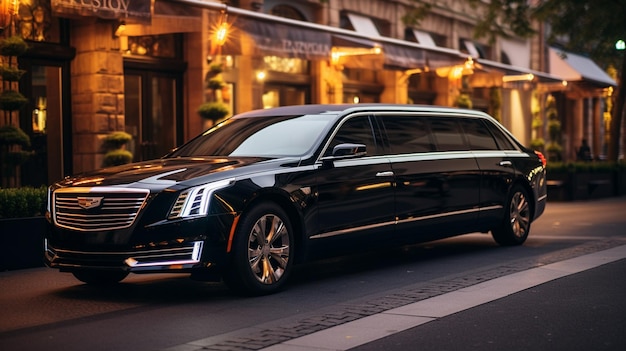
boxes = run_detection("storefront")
[4,0,586,188]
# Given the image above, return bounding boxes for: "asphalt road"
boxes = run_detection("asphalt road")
[1,196,625,351]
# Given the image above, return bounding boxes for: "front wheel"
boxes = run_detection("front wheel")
[224,203,294,295]
[491,185,532,246]
[72,270,129,285]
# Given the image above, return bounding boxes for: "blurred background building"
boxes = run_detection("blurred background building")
[0,0,617,187]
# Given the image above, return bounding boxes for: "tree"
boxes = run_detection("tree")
[405,0,625,161]
[472,0,625,162]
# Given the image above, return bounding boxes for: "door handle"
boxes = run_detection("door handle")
[499,161,513,167]
[376,171,394,177]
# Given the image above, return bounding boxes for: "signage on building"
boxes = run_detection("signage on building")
[237,18,331,60]
[51,0,152,22]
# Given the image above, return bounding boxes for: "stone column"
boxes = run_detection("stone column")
[70,19,125,173]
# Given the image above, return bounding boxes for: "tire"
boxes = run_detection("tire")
[72,270,129,285]
[491,185,532,246]
[224,202,294,295]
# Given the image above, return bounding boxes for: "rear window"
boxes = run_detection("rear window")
[429,118,468,151]
[459,118,499,150]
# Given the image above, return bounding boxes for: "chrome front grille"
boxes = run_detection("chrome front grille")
[53,188,150,231]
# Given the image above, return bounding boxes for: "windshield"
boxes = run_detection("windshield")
[168,114,336,158]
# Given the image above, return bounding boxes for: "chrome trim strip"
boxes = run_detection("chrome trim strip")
[395,207,485,225]
[310,207,499,240]
[310,220,395,239]
[46,242,200,257]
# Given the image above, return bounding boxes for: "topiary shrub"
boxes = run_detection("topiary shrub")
[103,149,133,167]
[0,36,29,57]
[102,131,132,150]
[0,90,29,111]
[197,101,229,122]
[0,186,47,218]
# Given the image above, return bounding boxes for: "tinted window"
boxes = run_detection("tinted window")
[484,120,516,150]
[168,114,334,157]
[324,115,381,156]
[429,118,468,151]
[381,115,433,154]
[460,118,499,150]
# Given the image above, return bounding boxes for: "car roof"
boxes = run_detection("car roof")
[233,104,492,119]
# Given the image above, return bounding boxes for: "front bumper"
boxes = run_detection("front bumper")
[44,239,206,272]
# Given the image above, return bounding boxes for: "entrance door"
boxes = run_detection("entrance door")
[124,68,184,161]
[18,60,72,186]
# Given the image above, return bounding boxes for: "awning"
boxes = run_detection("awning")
[500,38,530,69]
[549,48,616,87]
[477,58,565,84]
[124,1,202,36]
[235,17,331,60]
[345,13,381,37]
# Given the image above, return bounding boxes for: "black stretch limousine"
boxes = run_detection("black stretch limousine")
[44,104,547,295]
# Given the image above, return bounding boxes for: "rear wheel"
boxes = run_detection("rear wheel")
[491,185,531,246]
[224,202,294,295]
[72,270,129,285]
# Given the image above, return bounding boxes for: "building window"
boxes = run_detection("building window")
[270,4,306,21]
[340,12,390,37]
[16,0,61,43]
[263,56,308,74]
[126,34,181,59]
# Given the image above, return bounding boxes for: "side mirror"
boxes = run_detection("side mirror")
[320,143,367,165]
[332,143,367,157]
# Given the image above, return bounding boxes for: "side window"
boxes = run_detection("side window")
[484,120,516,150]
[429,118,468,151]
[460,118,499,150]
[324,115,381,157]
[381,115,434,154]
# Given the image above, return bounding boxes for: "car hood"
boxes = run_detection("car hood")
[55,157,299,190]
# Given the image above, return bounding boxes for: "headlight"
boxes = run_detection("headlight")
[168,178,234,219]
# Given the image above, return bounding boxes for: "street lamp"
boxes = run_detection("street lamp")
[616,40,625,51]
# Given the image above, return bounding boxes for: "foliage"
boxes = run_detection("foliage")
[545,94,561,162]
[101,131,133,167]
[207,78,225,90]
[103,131,132,150]
[103,149,133,167]
[0,90,28,111]
[547,161,622,174]
[404,0,625,162]
[0,186,47,218]
[197,101,229,121]
[209,63,224,74]
[454,94,472,109]
[529,138,545,151]
[489,87,502,122]
[0,65,26,81]
[0,124,30,147]
[0,36,29,57]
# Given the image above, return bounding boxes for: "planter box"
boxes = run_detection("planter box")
[0,217,46,271]
[547,170,616,201]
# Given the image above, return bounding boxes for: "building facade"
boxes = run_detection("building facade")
[0,0,615,187]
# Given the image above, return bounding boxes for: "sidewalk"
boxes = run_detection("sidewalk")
[259,245,626,351]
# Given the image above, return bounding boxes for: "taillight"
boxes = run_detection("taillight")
[534,150,547,168]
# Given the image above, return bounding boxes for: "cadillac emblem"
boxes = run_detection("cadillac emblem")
[77,196,104,209]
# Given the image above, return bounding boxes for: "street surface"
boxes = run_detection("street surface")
[1,196,625,351]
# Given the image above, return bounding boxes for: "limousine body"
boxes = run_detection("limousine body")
[44,104,547,295]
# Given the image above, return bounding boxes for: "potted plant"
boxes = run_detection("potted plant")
[0,186,47,270]
[197,101,229,122]
[102,131,133,167]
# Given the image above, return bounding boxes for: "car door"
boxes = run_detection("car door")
[462,118,518,226]
[379,113,481,239]
[313,114,395,240]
